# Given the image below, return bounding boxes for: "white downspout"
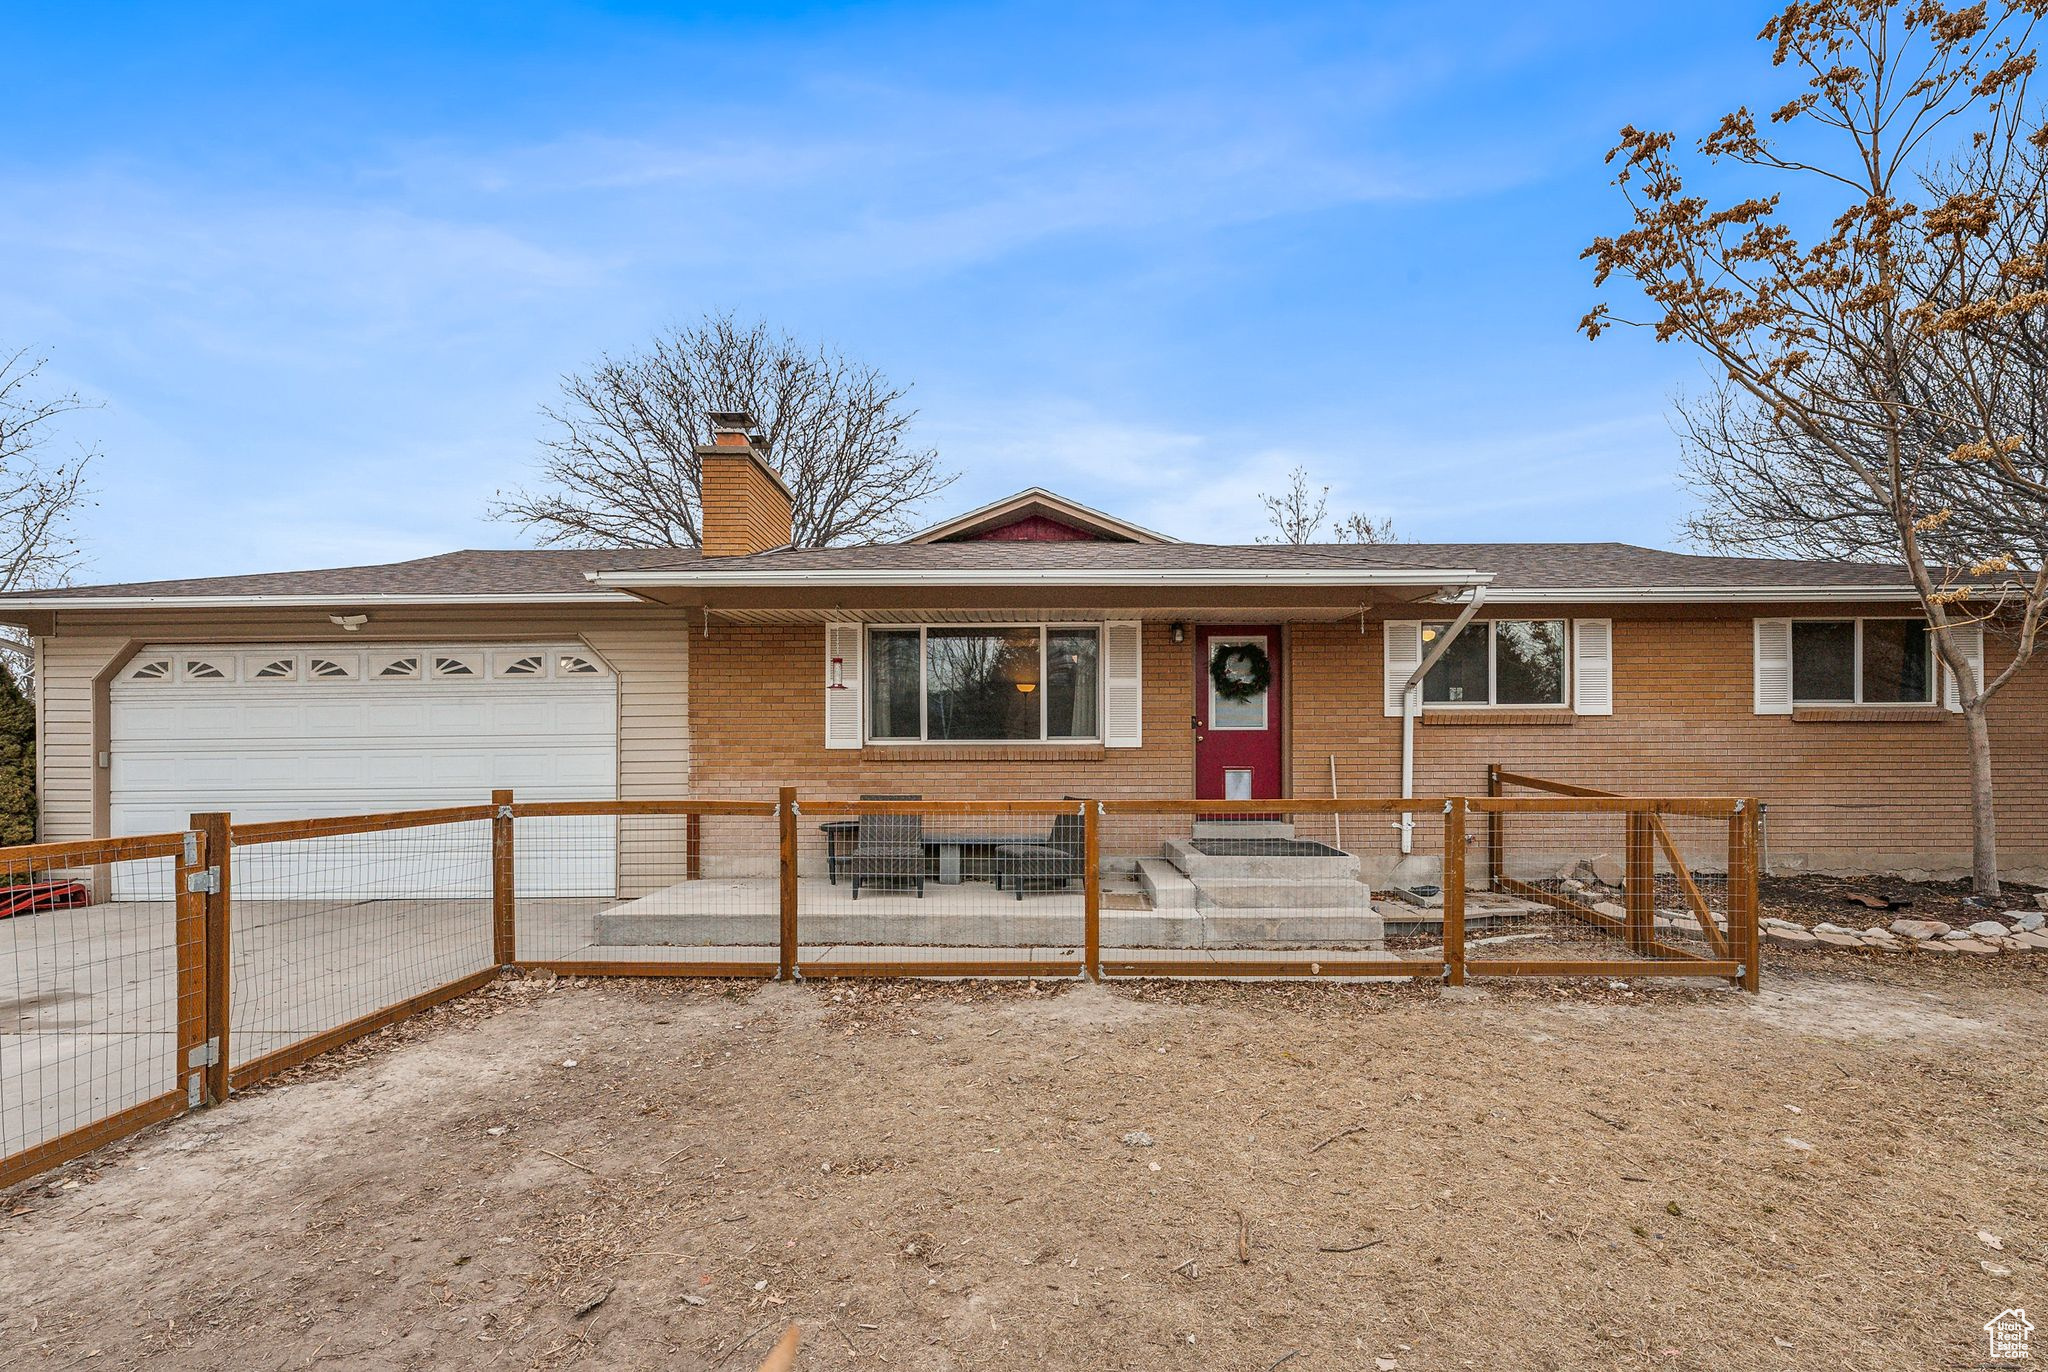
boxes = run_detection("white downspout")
[1398,585,1488,854]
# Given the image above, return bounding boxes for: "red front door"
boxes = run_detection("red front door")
[1195,625,1282,800]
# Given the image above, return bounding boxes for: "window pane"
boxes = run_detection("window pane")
[1496,621,1566,705]
[867,630,922,739]
[1422,622,1490,704]
[1046,629,1100,739]
[926,627,1041,740]
[1862,620,1931,703]
[1792,621,1856,702]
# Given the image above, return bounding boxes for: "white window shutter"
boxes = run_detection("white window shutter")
[824,622,863,748]
[1572,619,1613,715]
[1383,621,1422,717]
[1942,621,1984,712]
[1103,621,1143,747]
[1754,619,1793,715]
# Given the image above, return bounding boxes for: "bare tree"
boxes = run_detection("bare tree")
[1255,466,1397,544]
[0,349,95,664]
[490,314,955,548]
[1584,0,2048,897]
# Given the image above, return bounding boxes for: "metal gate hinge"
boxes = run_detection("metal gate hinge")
[183,832,201,866]
[187,867,220,895]
[187,1072,204,1108]
[188,1038,219,1069]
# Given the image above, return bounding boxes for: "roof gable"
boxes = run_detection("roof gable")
[906,488,1175,544]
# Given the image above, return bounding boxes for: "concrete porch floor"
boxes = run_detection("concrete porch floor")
[592,875,1389,950]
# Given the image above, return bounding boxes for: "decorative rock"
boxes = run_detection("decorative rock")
[1889,918,1951,940]
[1590,855,1624,886]
[1941,930,1973,941]
[1910,938,1959,953]
[1592,901,1627,920]
[1947,938,1999,954]
[2014,930,2048,950]
[1765,927,1819,948]
[1762,917,1804,932]
[1858,934,1900,950]
[2011,911,2045,932]
[1121,1130,1155,1148]
[1811,930,1864,949]
[1990,936,2030,952]
[1967,920,2012,939]
[1812,922,1861,937]
[2036,892,2048,912]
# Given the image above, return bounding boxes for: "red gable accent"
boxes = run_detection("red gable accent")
[946,513,1106,542]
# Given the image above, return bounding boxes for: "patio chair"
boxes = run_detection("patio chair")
[995,805,1087,899]
[849,799,925,899]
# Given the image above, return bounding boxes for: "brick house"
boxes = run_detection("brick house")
[1,415,2040,884]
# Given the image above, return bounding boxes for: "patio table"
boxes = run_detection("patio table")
[819,821,1050,885]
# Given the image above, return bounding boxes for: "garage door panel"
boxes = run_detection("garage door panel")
[111,643,621,899]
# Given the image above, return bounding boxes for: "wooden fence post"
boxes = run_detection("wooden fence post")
[1443,798,1466,986]
[1486,765,1503,891]
[1083,801,1101,981]
[1623,806,1655,955]
[491,790,515,967]
[192,812,233,1105]
[778,786,798,981]
[1731,801,1761,992]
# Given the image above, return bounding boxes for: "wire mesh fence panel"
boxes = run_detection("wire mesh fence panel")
[1097,800,1446,979]
[227,817,497,1086]
[0,835,201,1186]
[510,804,780,975]
[798,800,1088,976]
[1471,784,1750,980]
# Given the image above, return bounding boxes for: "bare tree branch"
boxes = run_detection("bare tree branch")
[0,348,97,686]
[1256,466,1397,544]
[1587,0,2048,895]
[489,314,955,548]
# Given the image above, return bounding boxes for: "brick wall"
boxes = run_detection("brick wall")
[1290,613,2048,881]
[688,621,1195,874]
[691,611,2048,882]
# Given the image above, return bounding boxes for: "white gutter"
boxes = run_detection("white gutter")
[0,592,638,610]
[587,567,1493,591]
[1397,584,1488,856]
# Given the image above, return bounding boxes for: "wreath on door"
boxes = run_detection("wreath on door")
[1209,642,1272,702]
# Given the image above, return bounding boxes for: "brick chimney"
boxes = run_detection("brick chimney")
[696,410,793,557]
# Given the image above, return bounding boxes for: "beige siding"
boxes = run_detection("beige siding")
[33,605,690,846]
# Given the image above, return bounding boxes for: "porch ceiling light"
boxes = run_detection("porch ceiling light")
[1015,682,1036,693]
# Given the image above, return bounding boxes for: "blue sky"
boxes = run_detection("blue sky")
[3,2,1779,582]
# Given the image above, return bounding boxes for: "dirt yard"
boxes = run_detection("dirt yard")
[3,956,2044,1371]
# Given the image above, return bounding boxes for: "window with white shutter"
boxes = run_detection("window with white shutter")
[1941,621,1985,711]
[1572,619,1613,715]
[1383,621,1422,717]
[824,622,863,749]
[1103,621,1143,747]
[1753,619,1794,714]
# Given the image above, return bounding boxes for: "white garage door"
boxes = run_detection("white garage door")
[110,644,618,897]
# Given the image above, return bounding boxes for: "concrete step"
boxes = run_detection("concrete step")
[1190,820,1295,841]
[1136,858,1197,911]
[1143,909,1385,946]
[1193,877,1375,910]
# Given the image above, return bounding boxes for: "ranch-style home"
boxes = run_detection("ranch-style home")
[0,414,2041,884]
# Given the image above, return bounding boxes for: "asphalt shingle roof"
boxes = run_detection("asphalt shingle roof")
[0,540,1913,601]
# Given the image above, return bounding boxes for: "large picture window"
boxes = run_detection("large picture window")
[867,625,1101,742]
[1792,619,1931,705]
[1422,620,1567,706]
